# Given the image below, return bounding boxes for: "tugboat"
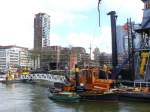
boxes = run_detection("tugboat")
[63,66,118,101]
[48,65,119,102]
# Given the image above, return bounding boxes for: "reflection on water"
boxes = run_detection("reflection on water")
[53,101,119,112]
[0,83,150,112]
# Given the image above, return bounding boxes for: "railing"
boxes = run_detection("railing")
[134,81,150,88]
[19,73,66,83]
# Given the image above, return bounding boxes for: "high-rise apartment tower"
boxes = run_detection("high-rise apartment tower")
[34,13,50,50]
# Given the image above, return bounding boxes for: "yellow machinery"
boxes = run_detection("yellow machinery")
[18,67,30,75]
[140,52,149,76]
[6,71,14,80]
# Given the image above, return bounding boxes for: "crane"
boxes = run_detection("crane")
[98,0,102,27]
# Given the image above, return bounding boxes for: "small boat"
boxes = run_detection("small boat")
[48,91,80,102]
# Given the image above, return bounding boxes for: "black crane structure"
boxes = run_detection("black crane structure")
[97,0,120,79]
[107,11,118,79]
[97,0,150,81]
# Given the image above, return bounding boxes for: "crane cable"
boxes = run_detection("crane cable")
[98,0,102,27]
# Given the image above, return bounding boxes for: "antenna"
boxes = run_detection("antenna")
[89,43,92,60]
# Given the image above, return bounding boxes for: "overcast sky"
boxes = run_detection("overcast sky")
[0,0,143,53]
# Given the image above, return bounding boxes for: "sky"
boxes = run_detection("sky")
[0,0,144,53]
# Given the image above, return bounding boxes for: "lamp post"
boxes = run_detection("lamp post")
[75,64,80,92]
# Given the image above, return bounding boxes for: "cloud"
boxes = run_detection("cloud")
[46,0,144,54]
[50,11,87,28]
[50,32,94,52]
[101,0,143,23]
[0,0,145,53]
[67,32,92,47]
[98,26,111,53]
[50,33,61,46]
[50,32,93,50]
[47,0,144,27]
[43,0,96,12]
[64,26,112,53]
[0,0,91,49]
[0,0,42,48]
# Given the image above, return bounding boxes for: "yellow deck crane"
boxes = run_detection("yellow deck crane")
[140,52,149,76]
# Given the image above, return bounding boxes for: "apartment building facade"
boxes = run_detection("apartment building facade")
[0,45,32,72]
[40,46,90,70]
[34,13,50,50]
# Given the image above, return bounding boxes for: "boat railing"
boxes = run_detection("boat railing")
[133,81,150,88]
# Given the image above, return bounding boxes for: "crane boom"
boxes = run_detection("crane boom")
[98,0,102,27]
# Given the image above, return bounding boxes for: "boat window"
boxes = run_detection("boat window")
[99,70,107,79]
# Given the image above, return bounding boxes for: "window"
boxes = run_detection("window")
[0,52,6,57]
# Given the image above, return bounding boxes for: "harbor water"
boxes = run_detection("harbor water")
[0,83,150,112]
